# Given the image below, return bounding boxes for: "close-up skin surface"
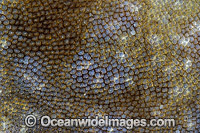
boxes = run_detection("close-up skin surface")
[0,0,199,132]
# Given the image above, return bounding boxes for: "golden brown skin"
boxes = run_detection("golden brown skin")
[0,0,200,132]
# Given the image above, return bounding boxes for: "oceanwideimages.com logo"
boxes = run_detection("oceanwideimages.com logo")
[25,115,175,129]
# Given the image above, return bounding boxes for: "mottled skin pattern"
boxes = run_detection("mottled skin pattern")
[0,0,200,132]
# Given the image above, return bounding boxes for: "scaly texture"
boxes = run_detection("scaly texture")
[0,0,200,132]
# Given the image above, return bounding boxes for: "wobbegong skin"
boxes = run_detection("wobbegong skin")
[0,0,200,132]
